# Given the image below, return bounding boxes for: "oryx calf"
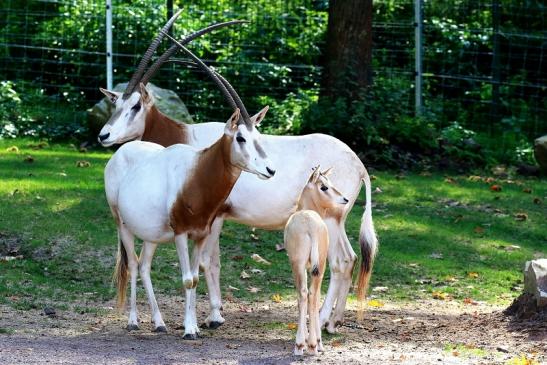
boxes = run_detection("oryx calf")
[285,166,348,356]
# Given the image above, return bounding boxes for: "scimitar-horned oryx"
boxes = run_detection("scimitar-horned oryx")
[99,14,377,334]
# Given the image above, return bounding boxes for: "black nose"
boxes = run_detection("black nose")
[343,197,349,203]
[98,133,110,142]
[266,167,276,176]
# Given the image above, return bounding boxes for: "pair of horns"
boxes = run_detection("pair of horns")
[123,9,247,100]
[160,32,252,127]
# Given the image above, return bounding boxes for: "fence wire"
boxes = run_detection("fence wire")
[0,0,545,140]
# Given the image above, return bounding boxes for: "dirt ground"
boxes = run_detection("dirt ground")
[0,296,545,365]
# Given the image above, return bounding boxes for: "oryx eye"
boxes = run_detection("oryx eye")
[236,136,246,143]
[320,185,328,191]
[131,102,141,112]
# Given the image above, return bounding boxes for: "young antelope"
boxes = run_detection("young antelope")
[284,166,349,356]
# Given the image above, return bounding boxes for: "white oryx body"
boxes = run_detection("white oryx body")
[104,108,275,339]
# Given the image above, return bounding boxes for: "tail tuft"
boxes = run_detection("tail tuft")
[311,265,320,276]
[113,236,129,310]
[356,168,378,319]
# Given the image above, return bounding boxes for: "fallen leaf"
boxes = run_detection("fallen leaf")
[23,155,34,163]
[473,226,485,234]
[271,294,282,303]
[76,160,91,168]
[432,291,449,300]
[240,270,250,279]
[250,268,263,274]
[331,339,343,347]
[287,322,297,330]
[372,286,389,293]
[468,175,482,182]
[507,355,539,365]
[370,175,377,180]
[445,276,458,282]
[373,187,383,194]
[452,350,460,357]
[232,255,244,261]
[490,184,502,192]
[463,297,478,305]
[444,177,457,184]
[522,188,532,194]
[453,215,464,223]
[275,243,285,252]
[226,343,241,349]
[408,263,420,268]
[367,299,384,308]
[250,233,259,241]
[251,253,271,265]
[6,146,19,153]
[485,177,495,183]
[468,272,479,279]
[227,285,239,291]
[429,252,443,259]
[533,198,542,205]
[247,286,261,293]
[238,305,253,313]
[514,213,528,221]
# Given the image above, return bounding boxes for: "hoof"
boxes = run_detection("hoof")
[153,325,167,333]
[208,321,223,330]
[293,344,305,356]
[183,333,199,340]
[126,324,139,331]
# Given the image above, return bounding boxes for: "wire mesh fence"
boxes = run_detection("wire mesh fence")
[0,0,545,141]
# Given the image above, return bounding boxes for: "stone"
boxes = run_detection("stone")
[87,82,193,139]
[523,259,547,308]
[534,135,547,173]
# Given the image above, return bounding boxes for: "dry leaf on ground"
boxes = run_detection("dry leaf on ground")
[432,291,449,300]
[76,160,91,168]
[240,270,250,279]
[490,184,502,192]
[247,286,261,293]
[271,294,282,303]
[468,272,479,279]
[514,212,528,221]
[287,322,297,330]
[368,299,384,308]
[251,253,271,265]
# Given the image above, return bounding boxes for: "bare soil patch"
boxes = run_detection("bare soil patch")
[0,297,545,364]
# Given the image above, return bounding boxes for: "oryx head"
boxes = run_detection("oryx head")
[97,9,246,147]
[164,32,275,179]
[301,166,349,209]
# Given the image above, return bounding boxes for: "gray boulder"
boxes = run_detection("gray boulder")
[534,135,547,173]
[524,259,547,308]
[87,82,193,138]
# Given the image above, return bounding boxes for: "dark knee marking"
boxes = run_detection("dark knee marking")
[295,343,305,350]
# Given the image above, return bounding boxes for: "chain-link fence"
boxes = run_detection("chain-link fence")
[0,0,545,140]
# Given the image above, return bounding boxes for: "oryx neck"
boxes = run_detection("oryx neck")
[143,105,189,147]
[170,134,241,235]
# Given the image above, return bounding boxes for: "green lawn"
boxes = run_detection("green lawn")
[0,139,545,311]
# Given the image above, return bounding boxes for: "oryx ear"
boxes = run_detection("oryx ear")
[139,83,152,105]
[308,165,321,183]
[250,105,269,126]
[224,108,241,135]
[100,88,121,104]
[321,167,334,177]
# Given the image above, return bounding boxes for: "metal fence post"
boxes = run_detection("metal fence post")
[106,0,113,90]
[491,0,501,124]
[414,0,423,116]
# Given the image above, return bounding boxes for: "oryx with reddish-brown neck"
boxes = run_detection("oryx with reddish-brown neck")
[105,102,275,338]
[99,14,378,334]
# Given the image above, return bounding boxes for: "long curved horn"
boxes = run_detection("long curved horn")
[140,20,248,87]
[123,9,183,99]
[169,59,237,111]
[162,31,252,126]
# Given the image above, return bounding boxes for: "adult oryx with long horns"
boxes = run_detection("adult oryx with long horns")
[99,10,377,335]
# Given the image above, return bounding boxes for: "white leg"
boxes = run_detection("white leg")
[319,220,343,331]
[119,226,139,330]
[330,228,357,326]
[175,234,199,339]
[139,241,166,332]
[294,266,308,356]
[200,218,225,328]
[307,276,321,356]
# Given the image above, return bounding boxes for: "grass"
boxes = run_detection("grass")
[0,138,546,312]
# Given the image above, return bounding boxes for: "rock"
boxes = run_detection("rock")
[87,82,193,139]
[534,135,547,173]
[43,307,56,316]
[524,259,547,308]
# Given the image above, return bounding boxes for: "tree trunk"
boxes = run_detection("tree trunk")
[320,0,373,101]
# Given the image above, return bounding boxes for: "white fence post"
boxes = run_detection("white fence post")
[414,0,423,115]
[106,0,113,90]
